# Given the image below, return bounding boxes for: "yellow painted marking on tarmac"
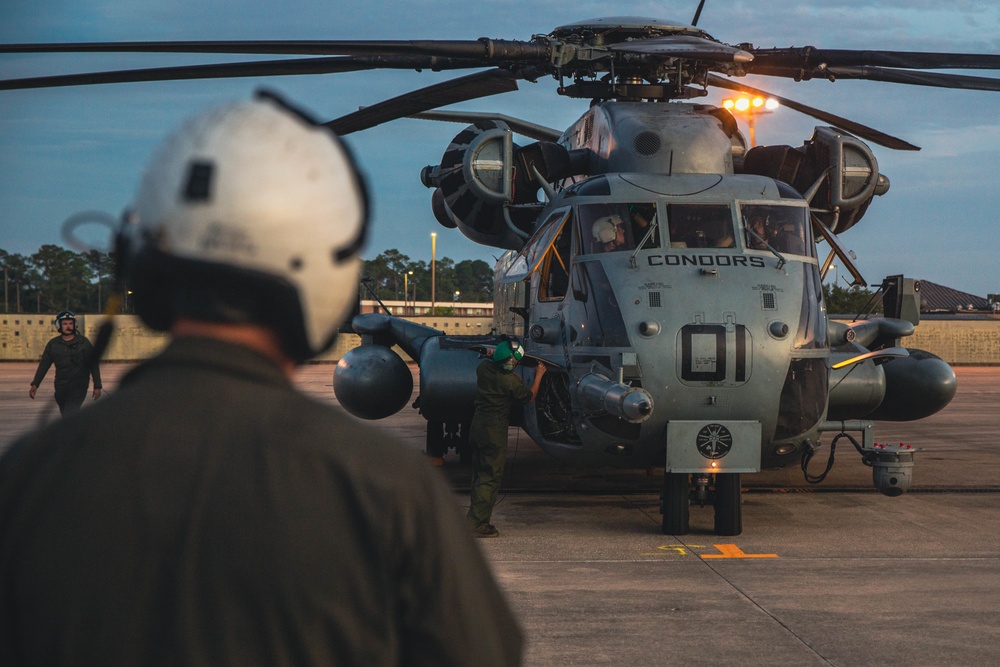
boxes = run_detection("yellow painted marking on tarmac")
[641,544,706,557]
[700,544,778,559]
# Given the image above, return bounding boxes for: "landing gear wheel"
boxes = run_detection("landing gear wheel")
[426,421,446,459]
[457,421,471,464]
[661,472,690,535]
[713,473,742,536]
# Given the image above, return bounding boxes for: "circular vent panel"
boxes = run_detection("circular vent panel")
[633,131,662,156]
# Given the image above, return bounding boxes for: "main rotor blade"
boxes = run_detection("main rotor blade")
[0,39,549,60]
[0,55,483,91]
[824,66,1000,92]
[410,110,562,142]
[326,68,520,136]
[749,47,1000,71]
[706,74,920,151]
[748,64,1000,93]
[610,35,753,63]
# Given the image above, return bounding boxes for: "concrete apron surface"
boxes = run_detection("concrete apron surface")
[3,363,998,666]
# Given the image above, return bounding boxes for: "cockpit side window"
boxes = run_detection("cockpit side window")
[539,217,572,301]
[498,208,570,284]
[740,204,813,257]
[666,204,735,249]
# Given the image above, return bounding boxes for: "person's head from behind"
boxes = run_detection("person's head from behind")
[119,91,369,364]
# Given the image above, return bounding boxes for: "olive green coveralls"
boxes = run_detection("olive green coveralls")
[467,360,533,529]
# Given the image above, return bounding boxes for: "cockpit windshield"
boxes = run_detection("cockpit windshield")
[666,204,735,249]
[740,204,813,257]
[578,203,659,254]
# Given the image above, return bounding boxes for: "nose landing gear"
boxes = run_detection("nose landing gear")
[660,471,742,536]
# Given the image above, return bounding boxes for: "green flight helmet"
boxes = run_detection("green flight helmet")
[493,340,524,370]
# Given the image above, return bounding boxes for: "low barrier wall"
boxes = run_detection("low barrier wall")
[0,314,493,363]
[3,313,999,365]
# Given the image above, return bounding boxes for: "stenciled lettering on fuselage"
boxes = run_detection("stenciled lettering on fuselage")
[647,255,767,268]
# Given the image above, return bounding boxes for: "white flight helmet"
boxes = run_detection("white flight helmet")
[123,91,369,362]
[591,215,622,244]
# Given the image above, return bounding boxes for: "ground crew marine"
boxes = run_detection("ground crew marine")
[29,310,102,415]
[467,340,546,538]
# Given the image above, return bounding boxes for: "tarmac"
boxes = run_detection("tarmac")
[2,361,998,665]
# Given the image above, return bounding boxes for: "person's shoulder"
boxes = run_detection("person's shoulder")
[0,406,89,477]
[279,392,426,464]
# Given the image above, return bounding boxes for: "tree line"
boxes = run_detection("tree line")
[361,249,493,306]
[1,245,116,314]
[1,244,494,315]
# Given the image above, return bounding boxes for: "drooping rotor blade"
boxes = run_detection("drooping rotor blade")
[0,39,550,60]
[326,68,521,136]
[706,74,920,151]
[610,35,752,63]
[410,110,562,142]
[748,48,1000,72]
[0,55,488,91]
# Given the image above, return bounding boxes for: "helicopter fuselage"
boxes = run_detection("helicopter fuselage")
[499,168,827,472]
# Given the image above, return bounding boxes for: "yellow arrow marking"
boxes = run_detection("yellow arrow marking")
[641,544,707,556]
[700,543,778,559]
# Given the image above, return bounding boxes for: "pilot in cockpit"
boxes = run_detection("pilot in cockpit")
[591,214,627,253]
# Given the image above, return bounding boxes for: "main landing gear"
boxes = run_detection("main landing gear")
[426,420,471,463]
[660,471,742,536]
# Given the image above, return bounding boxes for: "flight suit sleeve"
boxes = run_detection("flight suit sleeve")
[85,339,103,389]
[31,342,54,387]
[394,465,524,667]
[506,373,534,405]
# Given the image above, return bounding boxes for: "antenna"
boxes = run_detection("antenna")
[691,0,707,26]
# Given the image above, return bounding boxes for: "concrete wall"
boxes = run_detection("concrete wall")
[1,314,493,363]
[3,313,998,365]
[896,318,1000,366]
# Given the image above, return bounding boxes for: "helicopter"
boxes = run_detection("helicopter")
[3,6,998,535]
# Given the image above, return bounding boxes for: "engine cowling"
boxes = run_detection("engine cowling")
[741,126,890,234]
[421,121,572,249]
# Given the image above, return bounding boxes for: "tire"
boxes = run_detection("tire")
[714,472,742,536]
[457,421,472,464]
[426,421,446,458]
[661,472,690,535]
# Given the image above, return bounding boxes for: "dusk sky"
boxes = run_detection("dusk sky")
[2,1,998,297]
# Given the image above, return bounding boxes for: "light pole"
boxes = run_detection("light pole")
[404,270,413,315]
[431,232,437,316]
[721,96,779,147]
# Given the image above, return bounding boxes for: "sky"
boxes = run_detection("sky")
[2,0,999,297]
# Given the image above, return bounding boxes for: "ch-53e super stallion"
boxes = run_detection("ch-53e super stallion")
[5,4,997,534]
